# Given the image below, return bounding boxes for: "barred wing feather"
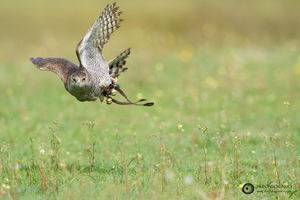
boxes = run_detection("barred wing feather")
[109,48,130,78]
[76,2,123,69]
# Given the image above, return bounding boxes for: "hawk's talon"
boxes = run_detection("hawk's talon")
[111,77,118,84]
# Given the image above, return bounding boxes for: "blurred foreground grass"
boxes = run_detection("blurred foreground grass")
[0,0,299,199]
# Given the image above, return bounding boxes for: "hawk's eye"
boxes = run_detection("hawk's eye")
[72,78,76,82]
[82,78,86,82]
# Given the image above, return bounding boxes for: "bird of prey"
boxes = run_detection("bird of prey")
[30,3,153,106]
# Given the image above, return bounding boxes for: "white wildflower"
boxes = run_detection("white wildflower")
[165,170,175,182]
[40,149,45,154]
[184,175,194,185]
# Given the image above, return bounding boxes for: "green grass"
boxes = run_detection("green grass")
[0,0,299,199]
[0,46,299,199]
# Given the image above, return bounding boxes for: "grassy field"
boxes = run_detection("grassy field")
[0,0,299,199]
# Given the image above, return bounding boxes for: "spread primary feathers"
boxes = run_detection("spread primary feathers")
[30,2,130,102]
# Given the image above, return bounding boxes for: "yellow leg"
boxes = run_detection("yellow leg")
[111,77,118,84]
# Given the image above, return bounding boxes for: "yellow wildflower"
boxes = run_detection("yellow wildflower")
[283,101,290,107]
[6,88,13,96]
[177,124,183,130]
[272,161,276,165]
[293,62,300,75]
[59,163,66,168]
[136,93,143,99]
[23,116,29,122]
[179,44,194,63]
[1,184,10,190]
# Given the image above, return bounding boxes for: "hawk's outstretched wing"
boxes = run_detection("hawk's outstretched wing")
[76,2,123,70]
[30,57,78,85]
[108,48,130,78]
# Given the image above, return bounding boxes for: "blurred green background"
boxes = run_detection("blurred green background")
[1,0,299,61]
[0,0,299,199]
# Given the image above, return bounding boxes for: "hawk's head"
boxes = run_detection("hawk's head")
[69,71,90,88]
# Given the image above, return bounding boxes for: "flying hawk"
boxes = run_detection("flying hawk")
[30,3,153,107]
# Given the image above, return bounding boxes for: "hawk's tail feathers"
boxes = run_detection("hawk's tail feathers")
[109,48,131,78]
